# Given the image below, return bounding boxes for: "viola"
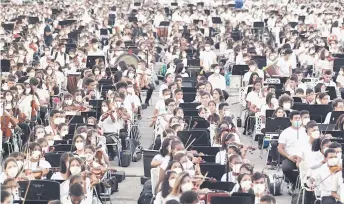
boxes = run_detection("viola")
[330,165,342,174]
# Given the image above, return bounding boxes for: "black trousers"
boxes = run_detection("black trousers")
[141,84,154,104]
[282,158,299,188]
[269,140,279,162]
[105,130,127,158]
[322,196,337,204]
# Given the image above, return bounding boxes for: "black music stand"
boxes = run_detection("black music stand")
[177,130,210,147]
[185,117,210,129]
[190,146,220,155]
[309,104,332,123]
[265,117,291,134]
[326,86,337,100]
[52,144,73,152]
[199,164,225,181]
[232,65,249,76]
[232,192,255,204]
[18,180,60,201]
[293,97,302,103]
[179,103,201,109]
[44,152,62,167]
[187,59,200,67]
[89,100,103,108]
[0,59,10,72]
[329,111,344,124]
[200,155,215,163]
[86,56,106,68]
[292,103,310,111]
[68,115,84,124]
[183,109,199,117]
[211,195,254,204]
[265,110,290,118]
[200,181,235,192]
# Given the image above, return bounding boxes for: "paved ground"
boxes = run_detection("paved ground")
[110,88,292,204]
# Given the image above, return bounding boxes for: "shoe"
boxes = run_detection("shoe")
[258,144,262,150]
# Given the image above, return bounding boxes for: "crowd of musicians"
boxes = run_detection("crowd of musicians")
[1,0,344,203]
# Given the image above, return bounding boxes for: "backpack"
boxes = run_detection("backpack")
[138,180,153,204]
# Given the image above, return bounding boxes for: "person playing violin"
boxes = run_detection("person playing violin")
[307,148,341,204]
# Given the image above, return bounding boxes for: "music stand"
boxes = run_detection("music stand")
[179,103,201,110]
[183,109,199,117]
[199,164,225,181]
[0,59,10,72]
[309,104,332,123]
[190,146,220,155]
[86,56,106,68]
[326,86,337,100]
[177,130,210,146]
[232,65,249,85]
[54,140,68,145]
[265,117,291,134]
[187,59,200,67]
[52,144,73,152]
[211,195,254,204]
[199,155,215,163]
[232,192,255,204]
[18,180,60,201]
[212,17,222,24]
[265,110,290,118]
[68,115,84,124]
[186,117,210,129]
[329,111,344,124]
[89,100,103,108]
[200,181,235,192]
[293,97,302,103]
[44,152,62,167]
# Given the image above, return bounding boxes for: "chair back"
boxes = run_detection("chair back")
[150,168,159,195]
[298,161,309,185]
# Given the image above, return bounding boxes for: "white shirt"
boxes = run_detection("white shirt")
[313,163,334,197]
[221,172,237,182]
[278,127,308,155]
[296,139,313,163]
[159,84,168,98]
[155,99,167,115]
[54,52,70,67]
[200,50,217,71]
[98,112,121,133]
[87,49,105,56]
[159,156,171,170]
[23,160,51,170]
[50,172,64,180]
[215,150,226,165]
[277,57,293,76]
[320,80,336,87]
[208,74,226,90]
[337,75,344,87]
[331,171,342,195]
[18,95,40,119]
[324,112,332,124]
[246,91,264,108]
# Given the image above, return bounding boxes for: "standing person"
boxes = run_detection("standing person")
[200,41,217,73]
[44,19,53,47]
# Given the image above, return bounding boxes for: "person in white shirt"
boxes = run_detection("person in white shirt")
[320,70,337,87]
[221,154,242,182]
[308,148,339,204]
[336,67,344,88]
[53,44,70,67]
[200,41,217,73]
[243,60,264,83]
[276,48,293,76]
[87,39,105,56]
[208,66,226,90]
[278,111,308,191]
[324,99,344,124]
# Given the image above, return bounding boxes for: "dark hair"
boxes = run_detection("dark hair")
[160,138,172,157]
[1,190,11,202]
[272,107,285,118]
[251,172,265,182]
[306,88,314,95]
[248,72,259,85]
[165,98,175,106]
[69,174,82,185]
[312,138,331,152]
[221,134,235,150]
[265,92,275,105]
[314,83,325,93]
[260,195,276,204]
[305,120,317,131]
[60,152,74,174]
[300,110,309,117]
[166,200,180,204]
[166,160,184,171]
[324,148,336,158]
[219,102,229,111]
[329,142,341,149]
[180,191,199,203]
[69,183,84,197]
[161,171,175,198]
[289,111,300,120]
[333,99,343,108]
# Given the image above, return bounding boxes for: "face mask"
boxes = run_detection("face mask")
[116,102,122,107]
[48,140,54,146]
[323,147,329,154]
[293,120,301,128]
[7,167,19,178]
[102,106,109,112]
[302,118,310,126]
[232,164,242,173]
[61,130,69,136]
[311,131,320,139]
[283,103,291,110]
[224,110,231,117]
[169,178,176,188]
[253,184,265,194]
[94,71,100,75]
[32,150,41,159]
[127,88,134,93]
[164,95,170,100]
[205,47,210,51]
[36,132,45,139]
[340,71,344,75]
[5,96,12,101]
[85,153,94,161]
[65,100,73,105]
[54,118,60,125]
[70,166,82,175]
[173,168,183,174]
[26,88,31,94]
[61,48,66,52]
[241,180,252,191]
[75,142,84,150]
[327,158,338,166]
[47,70,53,75]
[75,95,82,102]
[181,182,193,192]
[214,69,220,74]
[18,89,23,95]
[128,73,135,79]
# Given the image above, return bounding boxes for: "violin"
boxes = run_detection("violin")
[30,94,39,120]
[330,165,342,174]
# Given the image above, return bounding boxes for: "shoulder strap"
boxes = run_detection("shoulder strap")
[54,52,58,60]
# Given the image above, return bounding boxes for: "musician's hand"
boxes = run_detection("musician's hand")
[149,120,156,127]
[288,155,297,162]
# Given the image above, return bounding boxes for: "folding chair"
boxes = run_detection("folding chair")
[150,168,159,195]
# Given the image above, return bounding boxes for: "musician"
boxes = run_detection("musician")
[0,158,19,184]
[50,152,74,180]
[154,170,178,204]
[275,48,293,77]
[252,172,268,203]
[17,82,40,123]
[45,110,61,135]
[165,172,193,202]
[73,135,86,157]
[1,190,13,204]
[243,61,265,83]
[317,92,330,105]
[307,148,340,204]
[221,154,242,182]
[324,99,344,124]
[230,173,254,194]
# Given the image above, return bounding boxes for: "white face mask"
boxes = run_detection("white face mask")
[85,153,94,161]
[327,158,338,166]
[339,71,344,75]
[75,142,84,150]
[311,131,320,139]
[205,47,211,51]
[169,178,176,188]
[7,167,19,178]
[18,89,23,95]
[94,71,100,75]
[214,69,220,74]
[65,100,73,105]
[61,130,69,136]
[253,183,265,194]
[75,95,82,102]
[224,110,231,117]
[48,140,54,146]
[127,88,134,93]
[42,146,49,153]
[81,133,87,139]
[283,103,291,110]
[181,182,193,192]
[241,180,252,191]
[36,132,45,139]
[61,48,66,52]
[60,118,65,124]
[116,102,122,107]
[302,118,310,126]
[54,118,61,125]
[47,70,53,75]
[70,166,82,175]
[232,164,242,173]
[128,73,135,79]
[173,168,183,174]
[102,106,109,112]
[182,53,187,58]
